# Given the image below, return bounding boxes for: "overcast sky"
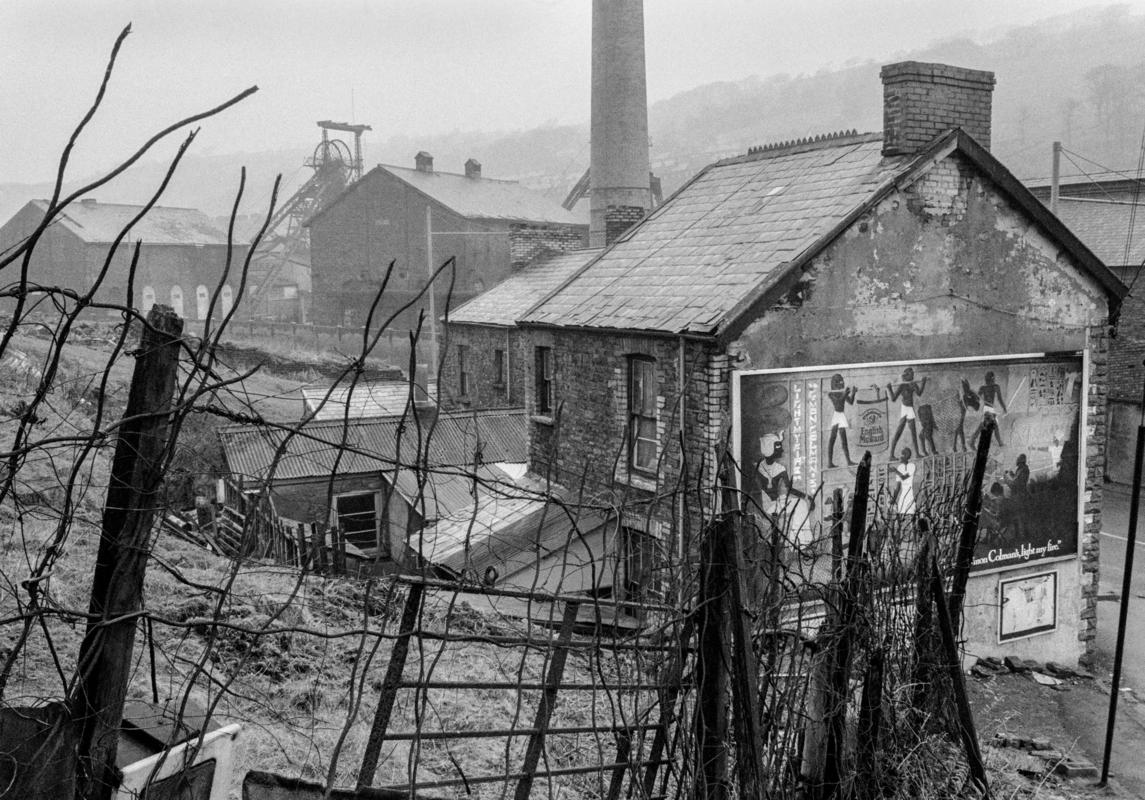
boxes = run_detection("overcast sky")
[4,0,1144,184]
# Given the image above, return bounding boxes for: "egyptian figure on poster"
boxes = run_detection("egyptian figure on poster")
[888,367,928,458]
[756,432,790,507]
[769,473,815,550]
[892,448,917,516]
[827,373,857,468]
[952,378,979,452]
[971,371,1007,447]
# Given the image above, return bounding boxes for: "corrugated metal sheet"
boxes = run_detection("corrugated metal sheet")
[34,199,234,246]
[301,379,437,420]
[449,249,601,326]
[523,134,909,334]
[412,479,610,576]
[218,407,527,483]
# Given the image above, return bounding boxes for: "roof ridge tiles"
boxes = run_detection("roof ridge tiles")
[728,130,881,164]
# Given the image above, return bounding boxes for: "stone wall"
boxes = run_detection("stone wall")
[438,324,526,409]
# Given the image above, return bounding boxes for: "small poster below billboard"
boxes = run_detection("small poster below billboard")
[999,571,1058,641]
[734,355,1082,573]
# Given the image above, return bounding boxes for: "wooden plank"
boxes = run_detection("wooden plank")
[357,581,425,791]
[514,601,580,800]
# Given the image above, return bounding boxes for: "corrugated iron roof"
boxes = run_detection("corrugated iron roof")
[448,249,602,326]
[301,379,438,420]
[218,407,528,483]
[1051,197,1145,268]
[523,133,904,334]
[33,199,236,246]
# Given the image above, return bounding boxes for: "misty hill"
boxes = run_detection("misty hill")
[5,5,1145,224]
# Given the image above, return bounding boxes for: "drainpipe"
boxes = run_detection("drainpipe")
[1051,141,1061,216]
[677,335,686,567]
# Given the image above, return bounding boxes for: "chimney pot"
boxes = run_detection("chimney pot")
[464,158,482,179]
[415,151,434,173]
[880,61,995,156]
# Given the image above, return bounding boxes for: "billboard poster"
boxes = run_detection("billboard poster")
[735,355,1082,573]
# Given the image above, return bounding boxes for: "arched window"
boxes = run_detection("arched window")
[195,285,210,320]
[221,284,234,315]
[141,286,156,313]
[169,285,184,318]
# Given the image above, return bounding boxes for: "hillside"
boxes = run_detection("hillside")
[4,5,1145,224]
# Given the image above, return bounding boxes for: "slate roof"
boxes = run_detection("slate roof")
[309,165,587,228]
[301,379,438,420]
[32,200,234,246]
[1051,198,1145,268]
[218,407,528,483]
[522,130,1125,337]
[448,249,602,326]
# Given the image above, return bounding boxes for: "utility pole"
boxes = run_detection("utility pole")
[1051,141,1062,216]
[71,306,183,800]
[425,205,438,373]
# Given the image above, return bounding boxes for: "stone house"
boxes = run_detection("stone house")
[1025,180,1145,485]
[306,153,588,331]
[0,199,248,322]
[438,248,600,409]
[446,61,1126,663]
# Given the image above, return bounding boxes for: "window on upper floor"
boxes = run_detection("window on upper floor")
[458,344,470,397]
[627,356,657,475]
[494,348,507,388]
[535,346,554,414]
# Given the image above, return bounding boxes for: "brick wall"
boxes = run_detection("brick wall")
[1108,292,1145,401]
[508,224,589,270]
[881,61,995,155]
[604,206,646,246]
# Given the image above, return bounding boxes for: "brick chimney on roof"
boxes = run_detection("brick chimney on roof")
[415,151,434,172]
[464,158,481,179]
[880,61,995,156]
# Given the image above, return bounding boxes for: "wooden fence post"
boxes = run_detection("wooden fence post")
[695,516,731,800]
[70,305,183,800]
[931,556,991,796]
[948,417,994,631]
[804,452,871,799]
[724,513,765,797]
[514,601,580,800]
[358,581,425,790]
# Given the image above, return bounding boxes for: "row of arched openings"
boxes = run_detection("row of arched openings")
[140,285,233,320]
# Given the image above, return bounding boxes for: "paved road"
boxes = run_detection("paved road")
[1094,483,1145,792]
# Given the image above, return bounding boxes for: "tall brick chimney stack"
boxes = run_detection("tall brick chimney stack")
[880,62,996,156]
[590,0,652,247]
[415,151,434,173]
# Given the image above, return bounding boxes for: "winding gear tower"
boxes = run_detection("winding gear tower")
[246,120,371,318]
